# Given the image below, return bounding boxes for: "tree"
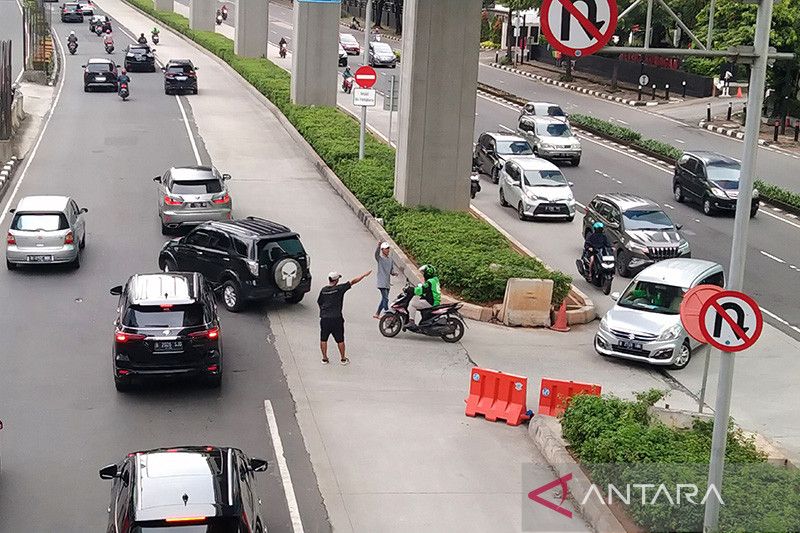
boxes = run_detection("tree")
[503,0,536,61]
[374,0,387,28]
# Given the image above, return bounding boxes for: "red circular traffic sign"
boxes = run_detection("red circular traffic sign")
[354,66,377,89]
[540,0,618,58]
[698,290,763,352]
[680,284,724,343]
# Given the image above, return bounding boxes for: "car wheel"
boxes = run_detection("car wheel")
[79,234,86,250]
[71,253,81,270]
[702,198,715,216]
[517,202,527,221]
[499,187,509,207]
[84,85,89,92]
[192,88,198,95]
[670,341,692,370]
[165,88,171,95]
[572,157,581,166]
[6,259,17,270]
[285,291,304,304]
[673,183,684,203]
[221,280,244,312]
[616,250,630,277]
[114,374,131,392]
[491,168,499,184]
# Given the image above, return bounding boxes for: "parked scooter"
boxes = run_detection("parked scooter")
[470,168,481,199]
[68,41,78,55]
[118,82,129,101]
[342,76,353,94]
[378,283,466,343]
[576,246,615,295]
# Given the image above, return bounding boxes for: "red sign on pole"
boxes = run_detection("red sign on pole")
[699,291,763,352]
[680,284,724,343]
[354,66,377,89]
[540,0,618,58]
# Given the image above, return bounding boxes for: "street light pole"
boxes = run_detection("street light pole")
[702,0,774,530]
[358,0,373,160]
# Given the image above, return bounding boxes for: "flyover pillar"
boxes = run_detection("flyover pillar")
[189,0,215,31]
[153,0,172,12]
[235,0,269,57]
[394,0,482,211]
[291,0,339,106]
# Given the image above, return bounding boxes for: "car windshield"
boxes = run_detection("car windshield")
[170,179,222,194]
[129,46,150,53]
[372,42,393,54]
[541,105,565,117]
[536,123,572,137]
[11,213,68,231]
[496,140,533,155]
[706,163,740,190]
[524,169,567,187]
[87,63,112,72]
[123,304,205,328]
[618,281,686,315]
[256,237,305,264]
[622,209,674,230]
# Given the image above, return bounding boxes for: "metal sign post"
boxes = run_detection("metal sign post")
[383,74,399,144]
[358,0,373,161]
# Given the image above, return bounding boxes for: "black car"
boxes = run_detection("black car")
[163,59,198,95]
[83,58,118,91]
[60,2,83,22]
[583,193,691,277]
[158,217,312,312]
[673,151,760,218]
[88,14,110,33]
[100,446,268,533]
[473,132,535,183]
[124,44,156,72]
[110,272,222,391]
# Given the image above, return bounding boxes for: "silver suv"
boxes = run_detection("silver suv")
[517,116,582,166]
[6,195,88,270]
[154,166,232,235]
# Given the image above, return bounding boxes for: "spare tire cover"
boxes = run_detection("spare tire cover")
[273,258,302,291]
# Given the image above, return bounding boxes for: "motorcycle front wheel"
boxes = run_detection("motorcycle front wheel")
[379,313,403,338]
[441,317,465,343]
[602,274,613,295]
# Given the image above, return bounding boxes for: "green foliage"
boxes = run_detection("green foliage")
[682,56,724,77]
[755,180,800,211]
[633,138,683,160]
[480,40,499,49]
[125,0,572,305]
[570,114,641,143]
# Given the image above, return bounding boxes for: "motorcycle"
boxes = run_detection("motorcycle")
[67,41,78,55]
[105,42,114,54]
[576,246,615,295]
[378,283,466,343]
[220,5,228,20]
[342,76,353,94]
[215,13,223,25]
[152,33,160,45]
[118,82,129,101]
[95,26,104,36]
[470,169,481,199]
[279,43,287,59]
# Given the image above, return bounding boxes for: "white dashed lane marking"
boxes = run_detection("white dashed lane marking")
[760,250,786,264]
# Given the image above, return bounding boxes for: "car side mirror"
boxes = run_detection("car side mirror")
[249,458,268,472]
[222,173,231,180]
[110,285,123,295]
[161,66,166,71]
[568,181,574,187]
[610,292,620,301]
[80,207,88,214]
[676,223,683,230]
[153,176,161,182]
[99,464,119,479]
[80,64,86,68]
[8,208,15,214]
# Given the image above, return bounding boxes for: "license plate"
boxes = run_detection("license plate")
[96,76,105,82]
[189,202,207,208]
[176,76,187,81]
[545,206,561,213]
[27,255,53,262]
[618,340,643,351]
[154,340,183,352]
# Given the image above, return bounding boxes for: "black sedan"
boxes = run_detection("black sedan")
[82,58,118,92]
[124,44,156,72]
[60,3,83,22]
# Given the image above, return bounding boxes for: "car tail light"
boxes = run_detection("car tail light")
[187,71,196,77]
[64,231,74,245]
[6,233,15,245]
[211,193,230,204]
[206,364,219,372]
[115,330,146,343]
[189,327,219,340]
[165,517,207,524]
[164,195,182,206]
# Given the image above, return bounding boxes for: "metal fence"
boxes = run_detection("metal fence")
[22,0,53,74]
[0,40,12,140]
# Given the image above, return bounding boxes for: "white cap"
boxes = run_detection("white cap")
[380,242,390,250]
[328,271,342,281]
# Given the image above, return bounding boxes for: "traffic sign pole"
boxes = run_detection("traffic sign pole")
[358,0,373,161]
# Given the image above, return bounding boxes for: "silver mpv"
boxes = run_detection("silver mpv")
[154,166,232,234]
[6,195,88,269]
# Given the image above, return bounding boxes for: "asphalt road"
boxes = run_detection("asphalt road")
[0,0,24,83]
[0,7,329,532]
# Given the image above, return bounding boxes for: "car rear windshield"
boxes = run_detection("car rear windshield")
[123,304,205,328]
[167,64,194,74]
[618,281,685,315]
[132,519,244,532]
[622,209,674,230]
[372,42,393,54]
[524,170,567,187]
[130,46,150,53]
[256,237,305,264]
[170,179,222,194]
[341,34,358,44]
[63,5,79,11]
[495,140,533,155]
[87,63,112,72]
[11,213,69,231]
[537,123,572,137]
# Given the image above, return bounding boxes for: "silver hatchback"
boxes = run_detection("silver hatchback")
[154,166,232,234]
[6,195,88,269]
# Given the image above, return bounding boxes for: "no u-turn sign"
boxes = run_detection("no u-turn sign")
[540,0,618,57]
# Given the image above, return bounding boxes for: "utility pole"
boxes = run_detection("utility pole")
[703,0,774,530]
[706,0,716,50]
[359,0,373,160]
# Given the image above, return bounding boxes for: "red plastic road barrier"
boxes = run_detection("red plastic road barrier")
[465,367,530,426]
[537,378,601,416]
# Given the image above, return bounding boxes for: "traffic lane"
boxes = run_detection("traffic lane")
[0,0,24,82]
[0,17,321,533]
[477,59,800,193]
[472,96,800,337]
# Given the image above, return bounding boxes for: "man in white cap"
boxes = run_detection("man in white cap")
[317,269,371,364]
[374,241,395,319]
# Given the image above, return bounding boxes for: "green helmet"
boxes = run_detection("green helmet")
[420,264,436,279]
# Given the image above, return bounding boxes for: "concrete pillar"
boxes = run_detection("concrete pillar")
[394,0,482,211]
[189,0,215,31]
[235,0,269,57]
[291,0,339,106]
[153,0,172,12]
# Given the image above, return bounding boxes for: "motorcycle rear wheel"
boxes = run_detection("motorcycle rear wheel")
[441,317,465,343]
[379,313,402,338]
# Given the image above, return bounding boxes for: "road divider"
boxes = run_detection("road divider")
[465,367,530,426]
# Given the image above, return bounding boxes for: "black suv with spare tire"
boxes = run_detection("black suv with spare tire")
[158,217,312,312]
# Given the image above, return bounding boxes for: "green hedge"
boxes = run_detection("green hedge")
[561,391,800,532]
[127,0,572,304]
[755,179,800,211]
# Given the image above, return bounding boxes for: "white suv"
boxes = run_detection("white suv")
[498,157,576,221]
[595,259,725,369]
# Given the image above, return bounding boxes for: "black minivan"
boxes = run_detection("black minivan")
[110,272,222,391]
[672,151,760,217]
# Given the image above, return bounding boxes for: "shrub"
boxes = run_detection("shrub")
[633,138,683,161]
[570,114,641,143]
[755,179,800,210]
[480,40,498,49]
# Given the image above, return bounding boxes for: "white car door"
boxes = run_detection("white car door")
[504,162,522,206]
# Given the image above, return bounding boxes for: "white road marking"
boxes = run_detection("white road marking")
[761,307,789,325]
[674,138,685,144]
[760,250,786,264]
[663,203,674,209]
[0,27,67,229]
[793,326,800,334]
[175,96,202,165]
[612,117,629,125]
[264,400,305,533]
[760,208,800,230]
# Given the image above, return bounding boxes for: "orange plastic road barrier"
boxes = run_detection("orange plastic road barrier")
[465,367,530,426]
[549,300,570,332]
[537,378,601,416]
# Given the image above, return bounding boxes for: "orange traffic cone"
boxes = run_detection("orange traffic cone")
[736,87,743,98]
[550,300,570,332]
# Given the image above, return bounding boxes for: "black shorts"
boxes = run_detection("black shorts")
[320,317,345,343]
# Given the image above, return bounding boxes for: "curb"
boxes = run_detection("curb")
[698,120,769,146]
[0,156,21,205]
[528,416,625,533]
[490,62,669,107]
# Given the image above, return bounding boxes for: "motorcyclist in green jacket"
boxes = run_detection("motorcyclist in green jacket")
[409,264,441,326]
